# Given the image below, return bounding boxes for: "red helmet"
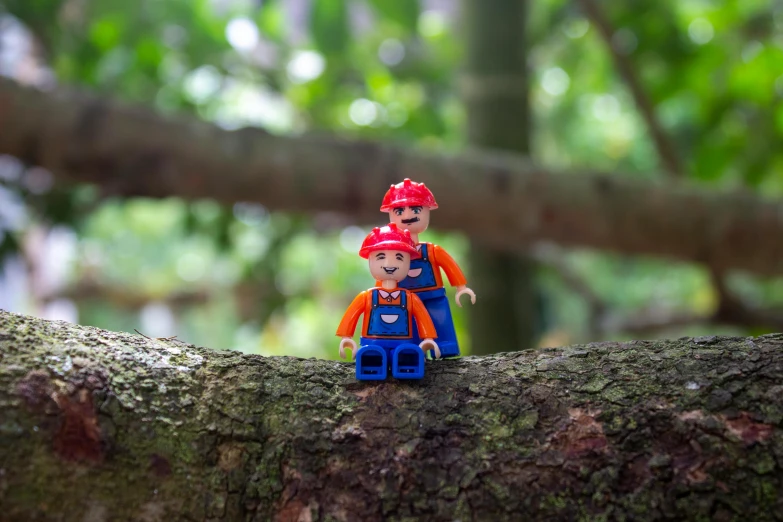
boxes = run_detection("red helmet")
[359,223,421,259]
[379,178,438,212]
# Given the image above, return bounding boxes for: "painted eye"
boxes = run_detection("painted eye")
[394,208,403,216]
[412,207,421,214]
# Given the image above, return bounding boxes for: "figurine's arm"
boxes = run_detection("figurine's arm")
[409,293,441,359]
[432,244,468,287]
[433,245,476,307]
[336,291,367,359]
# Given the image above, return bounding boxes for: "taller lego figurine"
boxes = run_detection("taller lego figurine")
[337,223,441,381]
[381,179,476,357]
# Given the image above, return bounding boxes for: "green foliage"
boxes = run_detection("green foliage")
[366,0,419,33]
[310,0,349,57]
[1,0,782,354]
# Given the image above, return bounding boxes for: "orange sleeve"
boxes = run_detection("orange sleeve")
[433,245,467,287]
[409,293,437,339]
[336,291,367,337]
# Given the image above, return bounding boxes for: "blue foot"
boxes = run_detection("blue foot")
[392,344,425,379]
[356,345,388,380]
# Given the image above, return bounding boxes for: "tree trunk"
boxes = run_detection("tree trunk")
[462,0,540,354]
[1,310,782,521]
[2,78,783,277]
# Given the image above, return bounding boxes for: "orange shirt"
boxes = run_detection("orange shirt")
[336,287,438,339]
[376,243,467,291]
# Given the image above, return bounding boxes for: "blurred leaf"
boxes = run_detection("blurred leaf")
[366,0,419,33]
[135,38,163,69]
[310,0,349,56]
[257,0,285,41]
[37,190,79,226]
[0,230,20,265]
[89,17,124,51]
[693,138,732,182]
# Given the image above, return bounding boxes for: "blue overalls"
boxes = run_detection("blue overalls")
[356,289,425,380]
[399,244,460,357]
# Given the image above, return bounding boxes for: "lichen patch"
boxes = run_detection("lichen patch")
[678,410,706,421]
[217,442,246,471]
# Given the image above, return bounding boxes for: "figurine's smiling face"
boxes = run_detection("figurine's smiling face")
[368,249,411,282]
[388,206,430,235]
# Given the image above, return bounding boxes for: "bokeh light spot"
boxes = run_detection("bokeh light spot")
[378,39,405,66]
[286,50,326,84]
[349,98,378,126]
[183,65,222,104]
[226,17,259,52]
[541,67,570,96]
[339,226,366,253]
[688,18,714,45]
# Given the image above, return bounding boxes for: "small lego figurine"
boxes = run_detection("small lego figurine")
[380,179,476,357]
[337,223,441,381]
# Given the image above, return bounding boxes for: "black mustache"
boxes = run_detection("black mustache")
[401,217,420,224]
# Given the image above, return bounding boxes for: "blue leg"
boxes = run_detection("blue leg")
[423,295,460,357]
[355,344,388,381]
[392,343,425,379]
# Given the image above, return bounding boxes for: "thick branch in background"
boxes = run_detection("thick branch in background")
[2,310,783,520]
[2,79,783,277]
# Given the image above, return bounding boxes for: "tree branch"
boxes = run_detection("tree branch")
[2,77,783,275]
[601,307,709,337]
[41,279,209,310]
[536,247,783,338]
[600,283,783,337]
[577,0,685,178]
[2,310,783,520]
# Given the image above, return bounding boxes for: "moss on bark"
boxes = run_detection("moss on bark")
[1,311,782,521]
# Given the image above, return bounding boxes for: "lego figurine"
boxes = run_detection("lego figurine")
[337,223,441,381]
[380,179,476,357]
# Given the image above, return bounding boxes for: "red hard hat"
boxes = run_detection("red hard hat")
[359,223,421,259]
[379,178,438,212]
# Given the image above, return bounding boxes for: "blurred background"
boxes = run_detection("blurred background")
[0,0,781,358]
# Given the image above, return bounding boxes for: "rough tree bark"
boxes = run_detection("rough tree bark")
[462,0,541,355]
[2,77,783,276]
[1,310,782,521]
